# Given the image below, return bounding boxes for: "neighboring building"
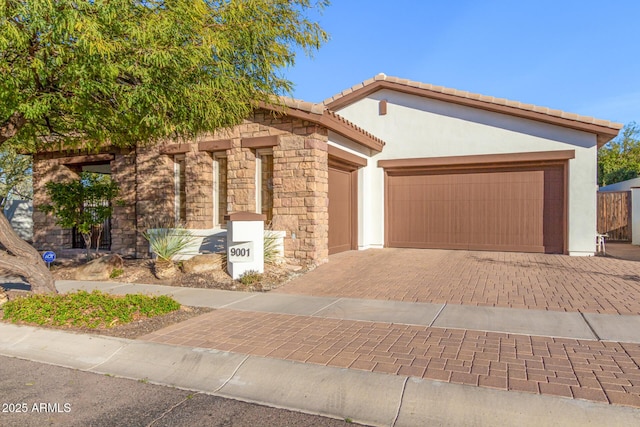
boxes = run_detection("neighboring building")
[32,74,622,264]
[4,200,33,242]
[600,177,640,192]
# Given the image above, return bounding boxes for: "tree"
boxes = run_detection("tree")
[41,172,120,260]
[0,0,328,293]
[0,143,32,209]
[598,122,640,187]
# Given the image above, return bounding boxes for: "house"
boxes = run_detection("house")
[600,177,640,192]
[32,74,622,264]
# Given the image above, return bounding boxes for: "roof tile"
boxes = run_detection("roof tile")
[324,74,623,132]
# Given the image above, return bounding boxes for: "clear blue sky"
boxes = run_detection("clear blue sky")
[285,0,639,126]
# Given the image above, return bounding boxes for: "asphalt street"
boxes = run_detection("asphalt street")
[0,356,364,427]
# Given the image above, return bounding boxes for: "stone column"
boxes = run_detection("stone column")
[271,124,329,265]
[135,145,175,257]
[185,150,213,229]
[110,151,137,257]
[226,140,256,212]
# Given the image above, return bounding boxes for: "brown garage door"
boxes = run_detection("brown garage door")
[386,166,564,253]
[329,166,357,255]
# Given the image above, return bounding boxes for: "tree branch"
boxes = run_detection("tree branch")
[0,112,27,146]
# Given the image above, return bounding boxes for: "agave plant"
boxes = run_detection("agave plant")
[142,219,196,279]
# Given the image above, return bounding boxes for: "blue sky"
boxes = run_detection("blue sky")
[285,0,639,126]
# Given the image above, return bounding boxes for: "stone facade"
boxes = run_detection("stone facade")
[32,152,79,250]
[109,150,136,257]
[32,109,331,266]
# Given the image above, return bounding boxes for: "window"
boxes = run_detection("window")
[256,150,274,223]
[214,155,228,227]
[174,155,186,223]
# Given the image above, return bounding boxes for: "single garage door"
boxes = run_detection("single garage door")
[328,166,356,254]
[386,165,565,253]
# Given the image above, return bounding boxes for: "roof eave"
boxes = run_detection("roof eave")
[259,102,385,153]
[325,80,622,148]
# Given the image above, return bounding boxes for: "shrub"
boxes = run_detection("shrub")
[238,270,262,285]
[109,268,124,279]
[263,230,280,265]
[142,218,196,263]
[2,290,180,328]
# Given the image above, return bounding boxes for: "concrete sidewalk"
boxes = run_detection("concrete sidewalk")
[0,280,638,426]
[55,280,640,343]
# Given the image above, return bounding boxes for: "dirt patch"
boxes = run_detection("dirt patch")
[51,257,305,292]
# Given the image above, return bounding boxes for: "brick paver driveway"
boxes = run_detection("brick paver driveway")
[275,249,640,315]
[144,249,640,409]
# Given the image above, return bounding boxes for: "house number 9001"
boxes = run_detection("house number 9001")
[230,248,250,257]
[228,242,255,263]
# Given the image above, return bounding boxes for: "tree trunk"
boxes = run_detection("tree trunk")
[95,226,103,257]
[0,212,57,294]
[82,233,92,260]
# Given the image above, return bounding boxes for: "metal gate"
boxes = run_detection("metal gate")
[72,199,112,250]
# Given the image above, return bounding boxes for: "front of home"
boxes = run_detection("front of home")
[32,74,622,264]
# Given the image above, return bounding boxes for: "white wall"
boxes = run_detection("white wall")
[4,200,33,242]
[632,188,640,245]
[331,89,599,255]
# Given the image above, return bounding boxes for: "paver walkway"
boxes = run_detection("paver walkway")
[142,309,640,408]
[275,249,640,315]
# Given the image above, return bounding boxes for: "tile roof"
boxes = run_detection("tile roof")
[324,74,623,145]
[261,96,385,152]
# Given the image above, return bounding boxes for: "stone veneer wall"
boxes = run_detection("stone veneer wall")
[32,153,79,250]
[32,109,331,265]
[134,144,176,257]
[206,109,330,265]
[109,150,137,257]
[185,149,214,229]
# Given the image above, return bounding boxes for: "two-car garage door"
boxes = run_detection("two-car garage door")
[385,164,566,254]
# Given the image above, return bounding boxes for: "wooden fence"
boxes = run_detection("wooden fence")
[597,191,631,241]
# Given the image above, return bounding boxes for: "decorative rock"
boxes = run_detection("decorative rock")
[74,254,124,281]
[0,287,8,307]
[153,260,177,280]
[181,253,224,274]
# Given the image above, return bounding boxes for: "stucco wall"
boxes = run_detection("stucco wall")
[331,89,599,255]
[4,200,33,242]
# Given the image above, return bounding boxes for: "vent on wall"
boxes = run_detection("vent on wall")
[379,99,388,116]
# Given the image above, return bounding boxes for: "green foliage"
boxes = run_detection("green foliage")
[238,270,262,285]
[263,230,281,265]
[598,122,640,186]
[40,172,119,256]
[142,218,197,262]
[109,268,124,279]
[2,290,180,328]
[0,0,329,149]
[0,142,32,207]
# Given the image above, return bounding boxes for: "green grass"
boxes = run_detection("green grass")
[2,290,180,329]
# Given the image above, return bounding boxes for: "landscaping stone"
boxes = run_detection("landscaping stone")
[74,254,124,281]
[153,260,177,280]
[0,287,8,307]
[181,253,224,274]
